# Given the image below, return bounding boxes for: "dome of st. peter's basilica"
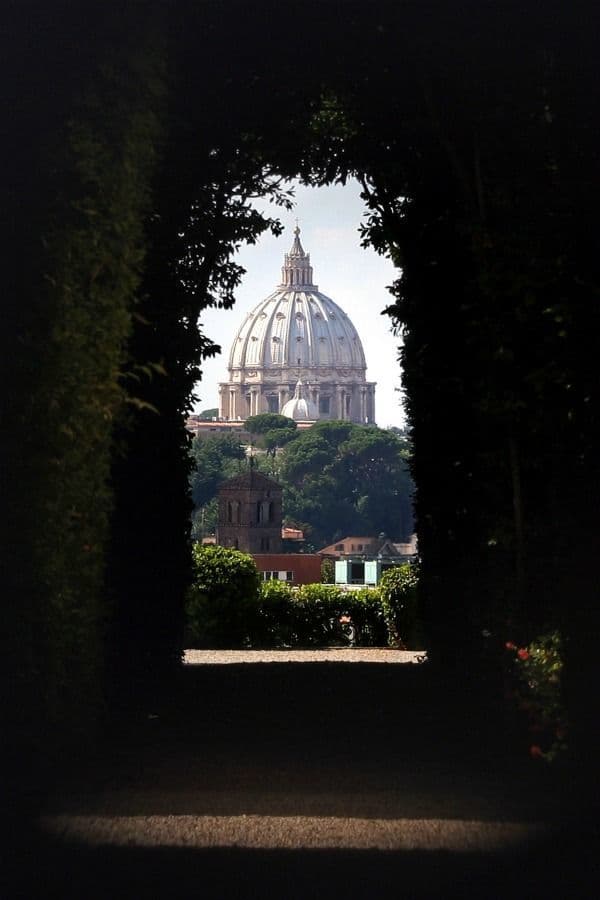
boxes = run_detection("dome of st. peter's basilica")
[218,226,376,424]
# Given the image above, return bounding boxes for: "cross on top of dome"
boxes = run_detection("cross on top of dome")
[281,223,316,288]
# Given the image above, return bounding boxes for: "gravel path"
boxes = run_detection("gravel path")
[28,657,598,899]
[41,812,548,851]
[184,648,426,665]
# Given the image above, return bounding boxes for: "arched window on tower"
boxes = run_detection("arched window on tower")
[257,500,271,523]
[227,500,240,524]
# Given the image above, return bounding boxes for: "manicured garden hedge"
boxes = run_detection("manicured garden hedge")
[186,546,419,649]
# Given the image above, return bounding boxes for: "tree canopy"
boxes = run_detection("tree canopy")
[245,413,297,461]
[245,413,296,435]
[280,421,414,547]
[190,433,245,508]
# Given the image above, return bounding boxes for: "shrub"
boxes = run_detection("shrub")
[378,564,419,648]
[255,580,296,647]
[504,630,567,762]
[186,545,261,647]
[251,583,393,648]
[295,583,347,646]
[186,554,407,649]
[347,587,388,646]
[320,558,335,584]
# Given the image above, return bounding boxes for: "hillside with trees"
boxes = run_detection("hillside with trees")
[280,421,413,547]
[189,419,414,549]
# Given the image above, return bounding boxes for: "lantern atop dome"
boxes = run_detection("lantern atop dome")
[280,224,316,289]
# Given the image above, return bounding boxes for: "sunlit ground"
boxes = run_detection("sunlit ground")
[183,649,427,664]
[41,813,549,851]
[34,650,587,898]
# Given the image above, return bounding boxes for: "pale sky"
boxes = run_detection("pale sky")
[193,178,406,428]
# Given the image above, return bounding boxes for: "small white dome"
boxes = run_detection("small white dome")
[281,379,318,421]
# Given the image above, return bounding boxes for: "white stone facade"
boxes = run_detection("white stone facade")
[218,226,376,424]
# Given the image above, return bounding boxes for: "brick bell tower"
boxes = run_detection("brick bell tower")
[216,470,283,554]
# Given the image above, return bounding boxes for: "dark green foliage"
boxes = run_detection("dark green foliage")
[184,571,405,650]
[190,434,246,509]
[320,558,335,584]
[212,582,392,649]
[246,414,298,463]
[3,7,167,756]
[191,499,218,541]
[379,565,420,649]
[188,420,412,545]
[293,584,390,648]
[198,408,218,420]
[280,421,414,547]
[186,545,261,648]
[504,631,567,763]
[252,580,298,648]
[245,414,296,436]
[189,435,246,539]
[103,68,295,703]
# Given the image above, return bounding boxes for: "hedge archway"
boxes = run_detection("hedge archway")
[5,2,599,771]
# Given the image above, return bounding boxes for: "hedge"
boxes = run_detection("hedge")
[186,554,418,649]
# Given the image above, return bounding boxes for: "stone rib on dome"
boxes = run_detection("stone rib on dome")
[227,289,367,372]
[219,226,376,424]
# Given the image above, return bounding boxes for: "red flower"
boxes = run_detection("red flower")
[505,641,517,651]
[529,745,544,759]
[517,648,530,661]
